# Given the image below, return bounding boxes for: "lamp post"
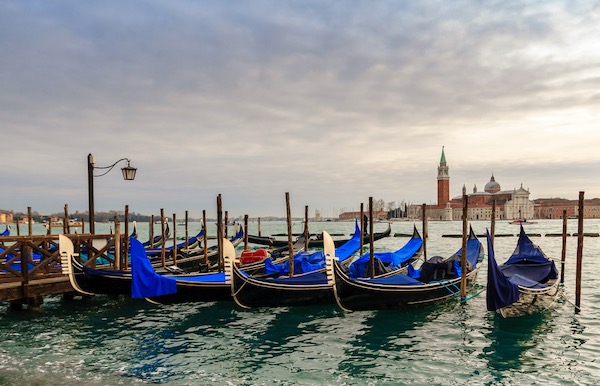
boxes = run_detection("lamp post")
[87,153,137,234]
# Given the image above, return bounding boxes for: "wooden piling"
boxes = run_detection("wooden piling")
[244,215,249,250]
[258,217,262,237]
[421,204,427,261]
[575,191,584,313]
[304,205,309,252]
[560,209,567,284]
[150,215,154,247]
[203,209,208,266]
[114,216,121,270]
[124,205,129,270]
[185,210,189,250]
[28,207,33,236]
[286,192,294,276]
[460,192,468,299]
[217,194,223,272]
[224,211,229,238]
[63,205,70,234]
[160,208,166,268]
[490,199,496,243]
[172,213,177,265]
[360,203,364,255]
[369,197,375,279]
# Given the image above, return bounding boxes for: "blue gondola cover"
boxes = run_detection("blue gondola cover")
[486,230,520,311]
[130,237,177,298]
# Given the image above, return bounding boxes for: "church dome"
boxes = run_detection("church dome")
[484,175,501,193]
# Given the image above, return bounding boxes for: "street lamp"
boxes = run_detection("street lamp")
[87,153,137,234]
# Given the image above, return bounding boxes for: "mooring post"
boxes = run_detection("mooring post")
[217,194,224,273]
[304,205,309,253]
[160,208,166,268]
[203,209,208,267]
[114,216,121,270]
[27,207,32,236]
[172,213,177,265]
[149,215,154,247]
[575,191,584,313]
[244,214,249,250]
[185,210,189,250]
[460,190,468,300]
[285,192,294,276]
[369,197,375,279]
[224,211,229,239]
[258,217,261,237]
[421,203,427,262]
[360,203,364,255]
[560,209,567,284]
[491,199,496,244]
[64,204,70,234]
[124,205,129,270]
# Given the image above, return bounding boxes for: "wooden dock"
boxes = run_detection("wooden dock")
[0,233,120,309]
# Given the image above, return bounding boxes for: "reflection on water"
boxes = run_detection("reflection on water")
[483,312,550,374]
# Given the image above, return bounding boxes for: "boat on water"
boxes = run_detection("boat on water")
[245,223,391,248]
[59,228,244,297]
[228,220,422,309]
[509,219,537,225]
[486,225,559,318]
[327,226,484,311]
[131,221,171,248]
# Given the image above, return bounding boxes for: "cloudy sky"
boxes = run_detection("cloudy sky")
[1,1,599,219]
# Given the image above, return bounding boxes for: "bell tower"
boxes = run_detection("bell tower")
[437,146,450,206]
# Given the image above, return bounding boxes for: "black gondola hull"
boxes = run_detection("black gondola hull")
[231,266,333,308]
[332,259,480,311]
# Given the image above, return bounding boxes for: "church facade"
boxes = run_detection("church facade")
[407,148,535,221]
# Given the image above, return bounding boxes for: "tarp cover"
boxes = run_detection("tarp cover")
[267,271,328,285]
[348,230,422,278]
[130,237,177,298]
[264,220,362,275]
[358,273,422,286]
[144,229,206,255]
[505,225,552,265]
[486,230,520,311]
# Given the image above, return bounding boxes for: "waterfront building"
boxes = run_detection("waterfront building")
[407,148,535,221]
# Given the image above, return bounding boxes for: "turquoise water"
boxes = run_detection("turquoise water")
[1,220,598,385]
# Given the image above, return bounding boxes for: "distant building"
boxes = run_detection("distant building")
[534,197,600,219]
[407,147,535,221]
[338,210,388,221]
[0,213,13,224]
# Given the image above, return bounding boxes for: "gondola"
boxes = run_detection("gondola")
[228,221,421,308]
[1,225,9,237]
[58,229,244,297]
[486,225,559,317]
[144,229,204,257]
[154,226,244,271]
[327,226,484,311]
[131,221,171,248]
[246,223,391,248]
